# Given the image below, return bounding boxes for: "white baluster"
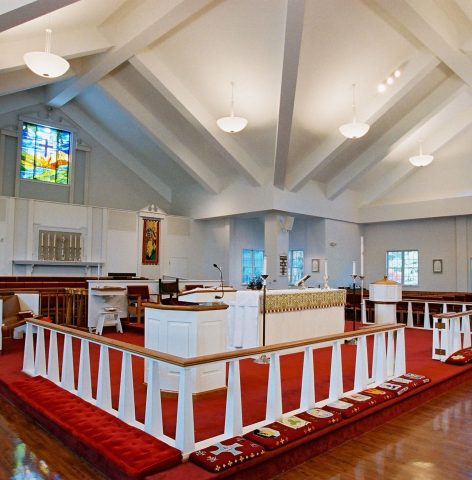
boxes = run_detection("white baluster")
[300,346,315,410]
[361,300,367,324]
[329,340,343,400]
[34,326,46,377]
[118,352,135,423]
[440,318,449,360]
[61,334,75,392]
[423,303,430,329]
[175,366,195,454]
[386,331,395,377]
[393,328,406,376]
[47,330,59,383]
[144,359,164,438]
[224,359,243,436]
[442,303,448,314]
[77,339,92,401]
[354,335,368,391]
[266,352,282,422]
[407,302,413,327]
[432,317,441,360]
[450,316,461,354]
[96,345,112,411]
[22,322,35,375]
[372,332,387,383]
[461,305,471,348]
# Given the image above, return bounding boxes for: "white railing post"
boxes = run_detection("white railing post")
[461,306,471,348]
[34,326,46,377]
[300,346,315,410]
[393,328,406,376]
[22,322,35,375]
[118,352,136,423]
[354,335,368,390]
[386,330,395,377]
[175,366,195,454]
[372,332,387,383]
[329,340,343,400]
[77,339,92,401]
[47,330,59,383]
[423,302,430,329]
[61,334,75,392]
[266,352,282,422]
[407,302,413,327]
[442,303,448,314]
[96,345,112,411]
[144,359,163,438]
[224,359,243,437]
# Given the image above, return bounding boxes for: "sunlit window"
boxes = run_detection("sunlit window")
[386,250,418,286]
[241,249,264,284]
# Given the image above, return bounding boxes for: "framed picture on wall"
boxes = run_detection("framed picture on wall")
[433,259,442,273]
[142,218,159,265]
[311,258,320,272]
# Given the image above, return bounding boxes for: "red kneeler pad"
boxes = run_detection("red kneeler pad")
[9,376,181,479]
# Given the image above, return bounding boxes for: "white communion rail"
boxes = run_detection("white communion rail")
[22,319,405,455]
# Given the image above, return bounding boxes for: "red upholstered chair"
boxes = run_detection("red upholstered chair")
[127,286,150,323]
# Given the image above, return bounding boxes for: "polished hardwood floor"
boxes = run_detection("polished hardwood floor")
[275,378,472,480]
[0,379,470,479]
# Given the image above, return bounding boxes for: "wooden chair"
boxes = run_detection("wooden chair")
[159,279,179,305]
[127,285,150,323]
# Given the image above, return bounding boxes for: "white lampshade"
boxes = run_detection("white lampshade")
[409,144,433,167]
[24,28,70,79]
[338,121,370,139]
[216,115,248,133]
[24,51,70,78]
[339,84,369,139]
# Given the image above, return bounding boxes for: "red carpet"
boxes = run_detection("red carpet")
[0,325,471,479]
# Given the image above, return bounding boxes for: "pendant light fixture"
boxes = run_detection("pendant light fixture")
[217,82,248,133]
[24,28,70,78]
[409,143,433,167]
[339,84,370,139]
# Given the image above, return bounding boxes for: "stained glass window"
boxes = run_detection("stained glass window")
[20,121,71,185]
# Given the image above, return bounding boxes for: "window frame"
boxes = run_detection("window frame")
[241,248,264,285]
[386,249,419,286]
[288,249,304,285]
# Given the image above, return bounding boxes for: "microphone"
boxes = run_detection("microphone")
[213,263,224,300]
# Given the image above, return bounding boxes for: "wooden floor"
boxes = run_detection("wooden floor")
[0,379,470,480]
[275,378,472,480]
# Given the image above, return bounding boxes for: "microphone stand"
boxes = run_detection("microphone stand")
[213,264,224,301]
[255,274,270,364]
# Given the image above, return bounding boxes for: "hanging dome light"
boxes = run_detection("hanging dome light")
[409,144,433,167]
[217,82,248,133]
[339,84,370,139]
[24,28,70,78]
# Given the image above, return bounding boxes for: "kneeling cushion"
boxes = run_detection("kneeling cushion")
[361,387,395,404]
[323,399,361,418]
[377,381,410,396]
[189,436,265,473]
[445,347,472,365]
[244,415,314,450]
[297,408,342,431]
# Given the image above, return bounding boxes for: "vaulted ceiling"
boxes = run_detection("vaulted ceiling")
[1,0,472,222]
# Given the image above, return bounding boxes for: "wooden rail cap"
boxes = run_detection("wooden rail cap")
[432,309,472,319]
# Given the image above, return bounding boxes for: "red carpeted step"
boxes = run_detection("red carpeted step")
[8,376,181,479]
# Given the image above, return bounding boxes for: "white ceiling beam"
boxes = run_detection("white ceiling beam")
[273,0,305,189]
[130,52,265,186]
[61,102,172,204]
[326,76,465,199]
[286,53,440,191]
[99,76,221,194]
[375,0,472,88]
[0,0,78,32]
[363,101,472,205]
[45,0,215,108]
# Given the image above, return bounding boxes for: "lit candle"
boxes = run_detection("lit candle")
[352,260,356,276]
[263,256,267,275]
[360,236,364,276]
[324,260,328,276]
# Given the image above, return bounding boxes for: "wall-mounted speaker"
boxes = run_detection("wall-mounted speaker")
[280,215,295,232]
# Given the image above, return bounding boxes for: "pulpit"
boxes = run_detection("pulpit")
[369,276,402,325]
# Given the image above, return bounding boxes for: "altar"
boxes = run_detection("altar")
[228,288,346,348]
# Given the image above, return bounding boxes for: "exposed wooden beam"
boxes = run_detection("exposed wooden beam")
[273,0,305,189]
[61,102,172,204]
[286,53,440,191]
[130,52,265,187]
[46,0,216,108]
[99,76,221,194]
[326,76,465,199]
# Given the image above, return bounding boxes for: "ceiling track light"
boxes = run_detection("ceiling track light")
[377,67,402,93]
[409,143,433,167]
[24,28,70,78]
[217,81,248,133]
[339,84,370,139]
